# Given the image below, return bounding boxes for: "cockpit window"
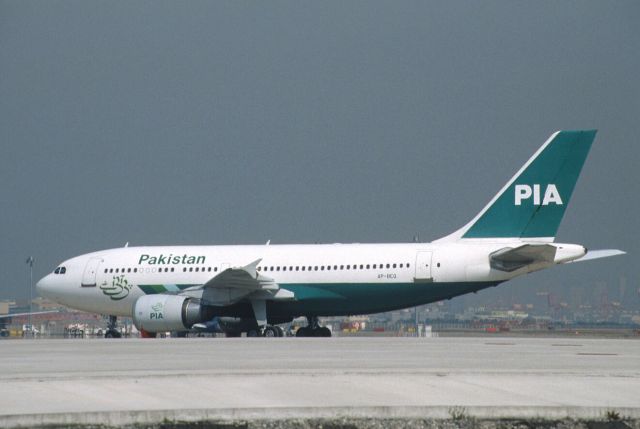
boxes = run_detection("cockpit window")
[54,267,60,274]
[54,266,67,274]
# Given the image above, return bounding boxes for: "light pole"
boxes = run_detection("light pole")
[26,256,34,335]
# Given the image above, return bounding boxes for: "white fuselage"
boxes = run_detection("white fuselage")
[36,240,586,318]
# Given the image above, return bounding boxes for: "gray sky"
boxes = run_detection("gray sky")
[1,1,638,309]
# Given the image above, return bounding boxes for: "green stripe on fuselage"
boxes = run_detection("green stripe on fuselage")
[138,284,197,294]
[271,281,501,317]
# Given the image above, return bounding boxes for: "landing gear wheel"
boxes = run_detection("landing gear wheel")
[105,330,121,339]
[296,317,331,337]
[247,329,261,337]
[296,327,311,337]
[275,325,285,337]
[316,327,332,337]
[263,326,279,337]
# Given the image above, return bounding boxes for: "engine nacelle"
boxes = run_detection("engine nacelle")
[133,295,203,333]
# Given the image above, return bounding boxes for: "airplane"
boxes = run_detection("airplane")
[36,130,625,338]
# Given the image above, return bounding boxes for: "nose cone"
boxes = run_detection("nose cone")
[36,274,54,299]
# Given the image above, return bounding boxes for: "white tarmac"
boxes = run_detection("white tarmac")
[0,336,639,426]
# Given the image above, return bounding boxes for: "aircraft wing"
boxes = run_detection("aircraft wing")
[490,244,557,272]
[567,249,626,263]
[181,259,293,306]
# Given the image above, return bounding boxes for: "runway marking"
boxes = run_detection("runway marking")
[551,344,583,347]
[484,342,516,346]
[576,353,618,356]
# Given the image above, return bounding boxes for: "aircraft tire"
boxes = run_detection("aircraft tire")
[296,327,311,337]
[263,326,279,337]
[316,327,332,337]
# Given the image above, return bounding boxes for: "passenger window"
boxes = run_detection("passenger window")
[393,264,397,268]
[301,266,306,271]
[359,264,363,269]
[134,268,137,273]
[407,263,410,268]
[183,267,187,272]
[115,268,119,273]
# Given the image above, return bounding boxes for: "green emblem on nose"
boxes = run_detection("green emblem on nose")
[100,275,132,301]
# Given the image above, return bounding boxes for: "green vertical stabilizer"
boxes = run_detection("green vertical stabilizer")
[462,130,596,239]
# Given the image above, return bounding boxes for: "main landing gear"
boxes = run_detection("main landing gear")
[247,325,284,337]
[104,315,122,338]
[296,316,331,337]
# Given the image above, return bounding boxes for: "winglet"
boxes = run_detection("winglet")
[239,258,262,279]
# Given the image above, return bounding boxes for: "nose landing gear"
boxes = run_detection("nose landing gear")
[104,315,122,338]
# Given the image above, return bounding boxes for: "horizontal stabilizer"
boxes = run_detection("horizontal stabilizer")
[568,249,626,263]
[490,244,557,272]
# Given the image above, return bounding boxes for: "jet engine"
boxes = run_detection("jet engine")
[133,295,203,333]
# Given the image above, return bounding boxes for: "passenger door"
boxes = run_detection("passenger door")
[81,258,103,287]
[414,251,433,282]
